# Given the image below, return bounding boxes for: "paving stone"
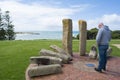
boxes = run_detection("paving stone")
[26,54,120,80]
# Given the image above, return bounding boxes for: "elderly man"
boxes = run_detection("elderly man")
[95,23,111,72]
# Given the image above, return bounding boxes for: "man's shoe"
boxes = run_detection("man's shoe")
[102,68,106,71]
[94,68,102,73]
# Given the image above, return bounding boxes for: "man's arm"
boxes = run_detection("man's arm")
[96,29,103,45]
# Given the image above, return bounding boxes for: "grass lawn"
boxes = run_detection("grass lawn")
[0,39,120,80]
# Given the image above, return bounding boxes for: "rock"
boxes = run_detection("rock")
[97,47,112,60]
[40,49,70,64]
[30,56,62,66]
[89,45,97,59]
[107,47,112,57]
[28,64,62,77]
[50,45,73,61]
[78,20,87,56]
[62,19,73,56]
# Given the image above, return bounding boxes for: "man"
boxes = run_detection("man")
[95,23,111,72]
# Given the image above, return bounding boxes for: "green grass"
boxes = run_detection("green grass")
[0,39,120,80]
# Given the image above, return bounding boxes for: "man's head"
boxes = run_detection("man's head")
[98,23,104,28]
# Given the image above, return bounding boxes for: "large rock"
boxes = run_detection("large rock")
[28,64,62,77]
[78,20,87,56]
[107,47,112,57]
[50,45,73,61]
[62,19,73,56]
[89,45,97,59]
[97,47,112,60]
[30,56,62,66]
[40,49,70,63]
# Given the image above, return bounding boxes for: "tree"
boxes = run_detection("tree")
[112,30,120,39]
[87,28,98,40]
[75,28,120,40]
[0,9,15,40]
[0,9,3,27]
[4,11,15,40]
[0,28,6,40]
[75,28,98,40]
[0,9,6,40]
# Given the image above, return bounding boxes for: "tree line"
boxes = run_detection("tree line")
[0,9,15,40]
[74,28,120,40]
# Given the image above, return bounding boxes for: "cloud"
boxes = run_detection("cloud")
[0,0,88,31]
[87,14,120,30]
[2,0,119,32]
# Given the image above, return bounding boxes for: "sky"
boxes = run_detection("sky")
[0,0,120,31]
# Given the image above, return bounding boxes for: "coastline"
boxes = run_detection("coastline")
[15,31,79,40]
[15,32,40,35]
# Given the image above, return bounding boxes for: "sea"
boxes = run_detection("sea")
[15,31,79,40]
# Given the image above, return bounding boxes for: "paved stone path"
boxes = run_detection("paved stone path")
[112,44,120,49]
[26,54,120,80]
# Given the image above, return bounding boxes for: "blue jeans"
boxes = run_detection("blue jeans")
[98,45,108,70]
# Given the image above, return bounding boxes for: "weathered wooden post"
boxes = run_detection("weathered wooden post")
[62,19,73,56]
[78,20,87,56]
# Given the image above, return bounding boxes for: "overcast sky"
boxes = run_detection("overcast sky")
[0,0,120,31]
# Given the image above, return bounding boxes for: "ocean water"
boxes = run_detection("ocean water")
[15,31,79,40]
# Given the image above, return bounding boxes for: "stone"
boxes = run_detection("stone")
[89,45,97,59]
[62,19,73,56]
[40,49,70,63]
[50,45,73,61]
[78,20,87,56]
[107,47,112,57]
[28,64,62,77]
[97,47,112,60]
[30,56,62,66]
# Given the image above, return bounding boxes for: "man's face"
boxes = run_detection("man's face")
[98,25,102,28]
[98,23,103,28]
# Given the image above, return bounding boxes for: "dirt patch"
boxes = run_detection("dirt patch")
[112,44,120,49]
[26,54,120,80]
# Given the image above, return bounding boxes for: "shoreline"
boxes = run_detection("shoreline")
[15,32,40,35]
[15,31,79,40]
